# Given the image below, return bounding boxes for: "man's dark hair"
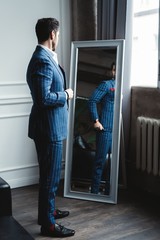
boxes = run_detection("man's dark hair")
[35,18,59,43]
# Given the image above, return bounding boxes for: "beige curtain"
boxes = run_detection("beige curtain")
[71,0,127,41]
[97,0,127,39]
[71,0,98,40]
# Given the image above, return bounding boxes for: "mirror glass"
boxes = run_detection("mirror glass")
[64,40,124,204]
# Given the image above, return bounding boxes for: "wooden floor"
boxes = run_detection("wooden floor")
[11,184,160,240]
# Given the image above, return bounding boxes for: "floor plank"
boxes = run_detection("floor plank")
[11,184,160,240]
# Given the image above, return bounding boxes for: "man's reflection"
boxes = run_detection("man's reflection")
[88,63,116,195]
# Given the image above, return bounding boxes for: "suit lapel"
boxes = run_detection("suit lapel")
[59,65,67,89]
[48,55,67,89]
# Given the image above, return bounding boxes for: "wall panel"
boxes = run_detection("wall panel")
[0,0,71,188]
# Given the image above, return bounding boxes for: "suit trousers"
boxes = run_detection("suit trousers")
[91,131,112,194]
[34,137,63,227]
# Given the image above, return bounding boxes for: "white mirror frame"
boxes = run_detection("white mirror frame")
[64,40,125,204]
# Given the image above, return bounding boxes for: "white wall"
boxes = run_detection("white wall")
[0,0,71,188]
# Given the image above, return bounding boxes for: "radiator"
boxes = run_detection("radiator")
[136,116,160,176]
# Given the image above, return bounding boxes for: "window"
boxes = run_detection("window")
[130,0,159,87]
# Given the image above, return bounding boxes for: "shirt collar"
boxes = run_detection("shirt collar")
[38,44,58,65]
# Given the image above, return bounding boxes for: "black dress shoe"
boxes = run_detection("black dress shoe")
[38,209,69,225]
[54,209,69,219]
[41,223,75,238]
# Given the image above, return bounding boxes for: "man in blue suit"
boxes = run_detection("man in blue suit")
[88,63,116,195]
[26,18,75,238]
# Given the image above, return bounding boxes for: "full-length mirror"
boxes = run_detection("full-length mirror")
[64,40,124,204]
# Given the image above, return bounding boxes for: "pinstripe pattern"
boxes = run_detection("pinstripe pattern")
[35,137,62,226]
[88,80,115,193]
[91,131,112,193]
[27,46,68,141]
[26,46,68,226]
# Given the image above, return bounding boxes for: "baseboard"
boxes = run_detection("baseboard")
[0,165,39,188]
[0,163,65,189]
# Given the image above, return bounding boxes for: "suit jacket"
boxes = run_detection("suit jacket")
[26,46,68,141]
[88,80,115,132]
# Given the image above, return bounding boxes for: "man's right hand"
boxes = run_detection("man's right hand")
[65,88,74,99]
[94,120,104,131]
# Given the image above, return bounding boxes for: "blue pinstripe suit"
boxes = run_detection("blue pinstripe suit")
[26,46,68,227]
[88,79,115,194]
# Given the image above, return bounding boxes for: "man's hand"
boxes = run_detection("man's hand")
[65,88,73,99]
[94,120,104,131]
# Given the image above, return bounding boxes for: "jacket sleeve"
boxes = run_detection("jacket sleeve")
[88,81,109,121]
[30,57,66,108]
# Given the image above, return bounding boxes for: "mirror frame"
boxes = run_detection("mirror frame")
[64,40,125,204]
